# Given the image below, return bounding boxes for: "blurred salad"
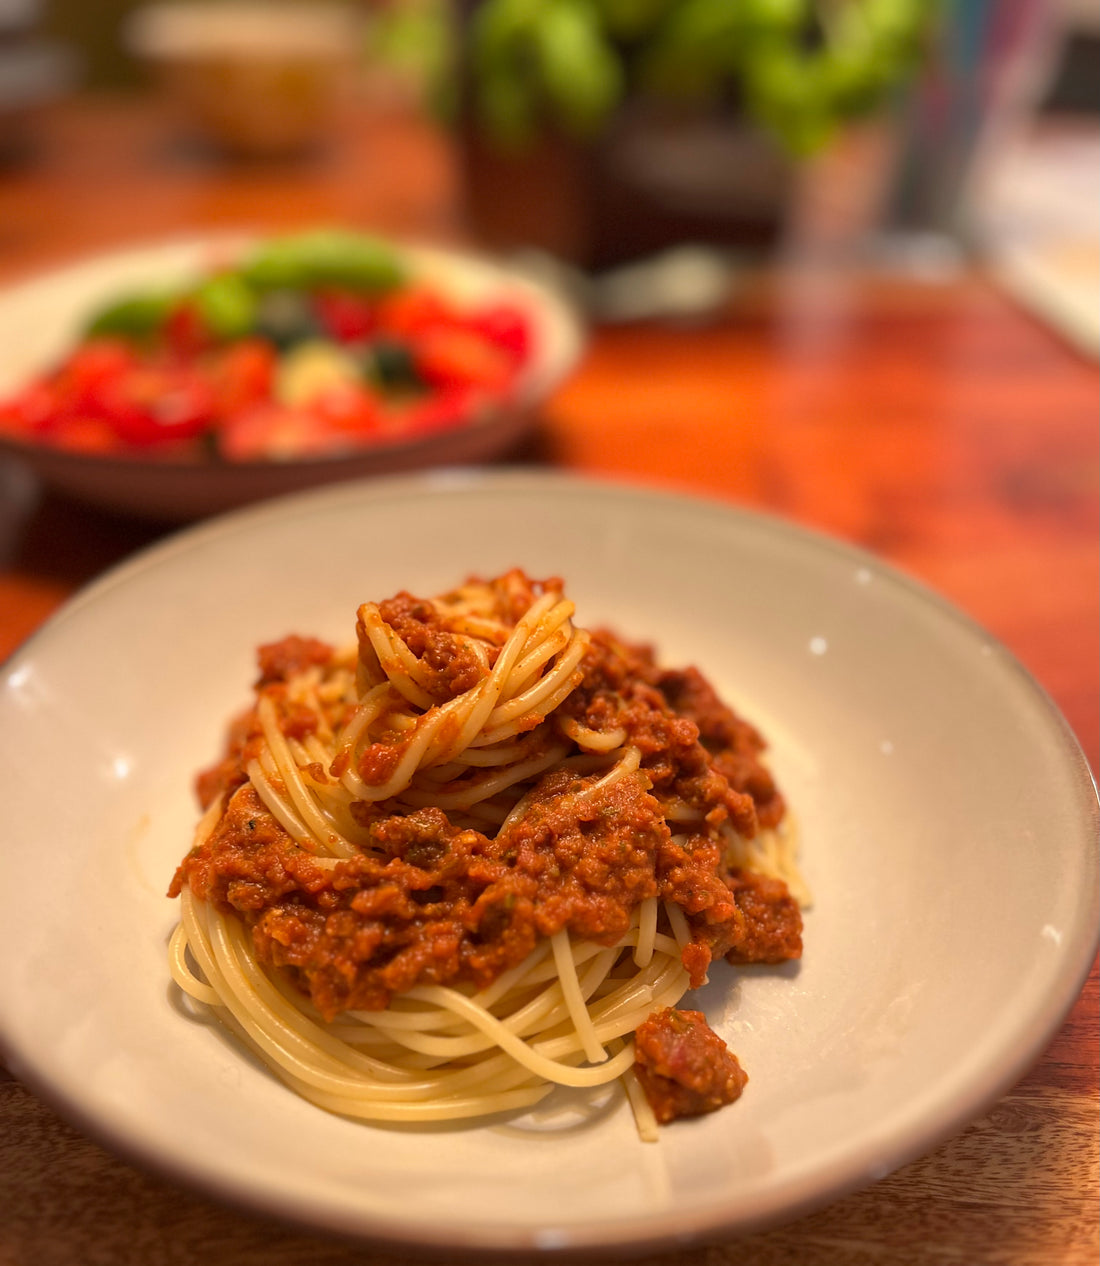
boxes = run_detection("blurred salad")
[0,231,538,462]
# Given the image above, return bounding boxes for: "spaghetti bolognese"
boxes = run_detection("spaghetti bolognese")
[168,569,805,1137]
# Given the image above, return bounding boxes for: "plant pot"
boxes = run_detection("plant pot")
[458,97,796,273]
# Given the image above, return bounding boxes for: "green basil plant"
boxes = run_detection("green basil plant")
[461,0,937,155]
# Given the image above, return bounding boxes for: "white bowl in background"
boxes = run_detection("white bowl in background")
[0,235,585,520]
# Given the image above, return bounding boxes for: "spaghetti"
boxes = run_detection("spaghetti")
[168,570,805,1137]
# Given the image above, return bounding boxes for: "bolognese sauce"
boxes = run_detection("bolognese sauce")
[169,571,804,1128]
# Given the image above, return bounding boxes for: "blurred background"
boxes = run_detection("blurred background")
[0,0,1096,342]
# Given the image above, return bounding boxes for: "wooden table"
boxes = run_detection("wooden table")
[1,96,1096,1266]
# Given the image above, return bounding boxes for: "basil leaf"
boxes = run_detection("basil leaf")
[84,291,176,338]
[241,231,406,293]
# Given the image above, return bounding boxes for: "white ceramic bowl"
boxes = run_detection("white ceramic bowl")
[0,237,584,520]
[0,471,1096,1254]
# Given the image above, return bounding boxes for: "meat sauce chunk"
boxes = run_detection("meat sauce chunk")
[256,635,335,685]
[633,1007,748,1124]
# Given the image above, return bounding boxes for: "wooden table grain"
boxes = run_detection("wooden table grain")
[0,96,1096,1266]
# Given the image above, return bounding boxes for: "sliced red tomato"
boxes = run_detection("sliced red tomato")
[313,290,378,344]
[96,366,216,447]
[412,327,515,394]
[394,387,473,438]
[218,403,350,462]
[464,301,533,363]
[374,284,455,339]
[42,414,124,454]
[164,300,213,358]
[59,339,139,413]
[310,384,384,437]
[0,381,59,438]
[205,339,276,417]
